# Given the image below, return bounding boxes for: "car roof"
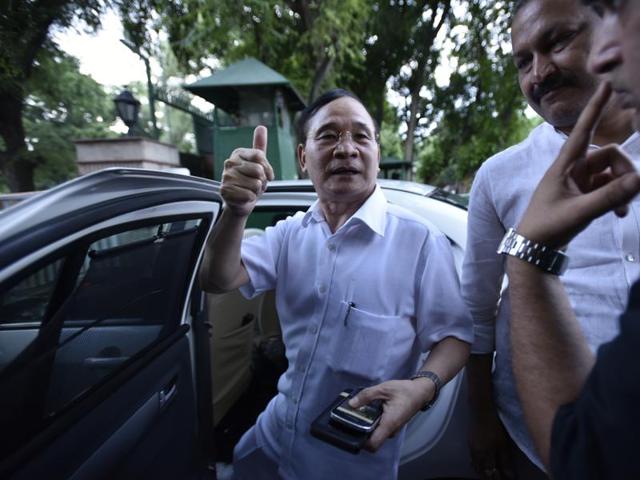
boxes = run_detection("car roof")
[0,168,222,271]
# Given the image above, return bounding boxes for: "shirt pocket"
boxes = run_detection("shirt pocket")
[327,301,406,382]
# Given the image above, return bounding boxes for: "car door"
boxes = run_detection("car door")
[0,169,222,480]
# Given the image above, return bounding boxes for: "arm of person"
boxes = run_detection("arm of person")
[462,165,515,479]
[349,336,471,452]
[199,126,274,293]
[507,82,640,469]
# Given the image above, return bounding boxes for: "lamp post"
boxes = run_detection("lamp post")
[119,38,160,139]
[114,89,141,136]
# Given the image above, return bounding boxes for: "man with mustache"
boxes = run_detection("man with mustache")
[462,0,640,478]
[507,0,640,477]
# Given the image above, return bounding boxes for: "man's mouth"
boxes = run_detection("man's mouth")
[329,166,360,175]
[532,74,575,105]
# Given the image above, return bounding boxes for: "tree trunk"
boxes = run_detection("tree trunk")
[0,93,35,192]
[403,93,421,178]
[308,53,335,103]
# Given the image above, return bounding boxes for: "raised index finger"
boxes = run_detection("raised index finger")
[557,82,612,169]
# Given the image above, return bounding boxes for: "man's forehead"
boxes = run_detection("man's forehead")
[308,99,375,132]
[511,0,591,50]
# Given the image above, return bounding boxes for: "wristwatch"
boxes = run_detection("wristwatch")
[497,227,569,276]
[410,370,442,411]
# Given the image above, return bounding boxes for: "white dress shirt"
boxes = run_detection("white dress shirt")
[237,185,473,480]
[462,122,640,469]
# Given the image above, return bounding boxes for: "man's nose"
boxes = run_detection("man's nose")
[588,16,622,76]
[531,53,555,84]
[334,132,358,156]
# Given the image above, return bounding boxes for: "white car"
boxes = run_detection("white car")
[0,169,476,479]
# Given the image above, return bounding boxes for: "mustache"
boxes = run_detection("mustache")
[532,72,579,104]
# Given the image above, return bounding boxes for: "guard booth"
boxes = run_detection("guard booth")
[185,58,306,180]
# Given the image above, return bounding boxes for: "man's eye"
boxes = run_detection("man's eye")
[552,32,577,52]
[318,133,338,141]
[515,58,530,71]
[354,132,371,141]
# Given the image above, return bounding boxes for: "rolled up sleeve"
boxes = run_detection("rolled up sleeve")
[461,165,506,354]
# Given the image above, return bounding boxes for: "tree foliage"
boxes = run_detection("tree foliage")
[416,0,533,189]
[0,0,536,192]
[142,0,369,103]
[0,0,119,191]
[16,45,115,191]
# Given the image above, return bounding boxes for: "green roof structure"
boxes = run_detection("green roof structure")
[184,58,305,112]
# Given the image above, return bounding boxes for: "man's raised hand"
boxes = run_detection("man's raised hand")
[517,83,640,249]
[220,125,275,217]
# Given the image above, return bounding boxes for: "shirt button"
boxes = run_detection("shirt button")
[625,253,636,262]
[318,285,327,294]
[328,243,336,252]
[310,325,318,334]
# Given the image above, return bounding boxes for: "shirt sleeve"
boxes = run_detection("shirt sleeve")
[238,219,288,299]
[415,231,474,352]
[550,280,640,480]
[461,164,506,354]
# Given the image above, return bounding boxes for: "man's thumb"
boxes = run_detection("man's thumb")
[253,125,268,152]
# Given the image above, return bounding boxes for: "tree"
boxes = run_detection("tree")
[145,0,369,103]
[416,0,533,188]
[0,0,119,191]
[20,46,116,191]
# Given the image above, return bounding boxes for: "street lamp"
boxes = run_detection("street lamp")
[114,89,141,136]
[120,38,160,139]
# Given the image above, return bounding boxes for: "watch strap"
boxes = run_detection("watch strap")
[410,370,442,411]
[497,227,569,275]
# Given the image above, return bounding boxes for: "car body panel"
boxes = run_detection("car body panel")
[0,169,222,479]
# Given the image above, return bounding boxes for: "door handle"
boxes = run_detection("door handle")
[159,378,178,409]
[84,356,129,369]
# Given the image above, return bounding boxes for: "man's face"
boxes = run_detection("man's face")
[298,97,380,204]
[587,0,640,130]
[511,0,600,129]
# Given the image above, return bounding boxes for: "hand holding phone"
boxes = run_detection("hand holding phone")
[310,388,382,454]
[329,390,383,433]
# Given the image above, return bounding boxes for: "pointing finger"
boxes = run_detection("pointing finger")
[557,82,612,170]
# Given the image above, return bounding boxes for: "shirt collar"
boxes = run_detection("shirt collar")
[301,185,387,237]
[550,122,640,152]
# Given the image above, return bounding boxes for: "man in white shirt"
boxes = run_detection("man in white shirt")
[199,89,472,479]
[462,0,640,478]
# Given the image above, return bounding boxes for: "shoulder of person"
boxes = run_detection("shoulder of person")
[385,202,445,240]
[476,122,551,178]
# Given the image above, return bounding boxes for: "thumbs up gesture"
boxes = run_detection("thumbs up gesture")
[221,125,275,217]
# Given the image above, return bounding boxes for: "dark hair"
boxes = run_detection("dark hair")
[295,88,379,144]
[512,0,597,26]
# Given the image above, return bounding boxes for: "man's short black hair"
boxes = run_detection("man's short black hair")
[295,88,378,144]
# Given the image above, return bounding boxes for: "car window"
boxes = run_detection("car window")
[247,208,305,229]
[0,217,203,459]
[0,259,64,327]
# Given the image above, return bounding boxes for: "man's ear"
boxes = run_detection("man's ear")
[297,144,307,172]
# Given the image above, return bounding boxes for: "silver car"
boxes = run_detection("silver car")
[0,169,476,479]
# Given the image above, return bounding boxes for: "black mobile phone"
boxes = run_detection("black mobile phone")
[329,390,383,433]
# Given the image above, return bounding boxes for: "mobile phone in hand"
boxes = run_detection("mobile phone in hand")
[329,390,382,433]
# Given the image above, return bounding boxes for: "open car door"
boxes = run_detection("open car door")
[0,169,222,480]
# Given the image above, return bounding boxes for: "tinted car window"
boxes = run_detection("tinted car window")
[0,259,64,326]
[0,217,202,459]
